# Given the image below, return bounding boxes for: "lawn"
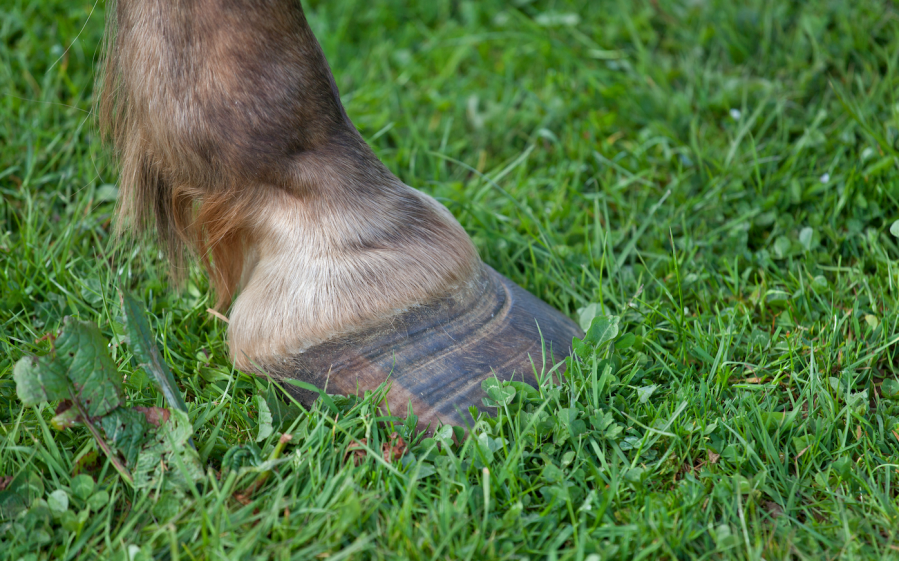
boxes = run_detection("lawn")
[2,0,899,559]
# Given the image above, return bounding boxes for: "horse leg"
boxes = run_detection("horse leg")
[101,0,582,430]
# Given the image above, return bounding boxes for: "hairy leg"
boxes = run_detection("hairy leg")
[101,0,479,369]
[101,0,581,428]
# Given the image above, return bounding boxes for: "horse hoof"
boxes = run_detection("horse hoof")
[268,264,583,431]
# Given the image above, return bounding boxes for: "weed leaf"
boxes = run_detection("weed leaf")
[255,395,274,442]
[133,410,204,491]
[882,379,899,398]
[14,317,123,417]
[584,315,620,348]
[577,303,603,331]
[120,291,188,413]
[636,385,658,404]
[481,378,516,407]
[13,315,201,491]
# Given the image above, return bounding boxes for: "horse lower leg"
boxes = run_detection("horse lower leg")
[101,0,580,428]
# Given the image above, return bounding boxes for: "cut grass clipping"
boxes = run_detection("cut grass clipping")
[4,0,899,558]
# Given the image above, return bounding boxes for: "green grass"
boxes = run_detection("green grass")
[3,0,899,558]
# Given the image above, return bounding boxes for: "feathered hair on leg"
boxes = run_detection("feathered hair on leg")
[98,0,265,309]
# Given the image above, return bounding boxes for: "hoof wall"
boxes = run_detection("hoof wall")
[269,265,583,430]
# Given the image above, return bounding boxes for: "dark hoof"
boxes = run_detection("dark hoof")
[270,265,583,431]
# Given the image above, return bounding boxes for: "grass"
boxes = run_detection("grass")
[2,0,899,558]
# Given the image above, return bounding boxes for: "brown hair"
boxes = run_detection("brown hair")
[99,0,371,307]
